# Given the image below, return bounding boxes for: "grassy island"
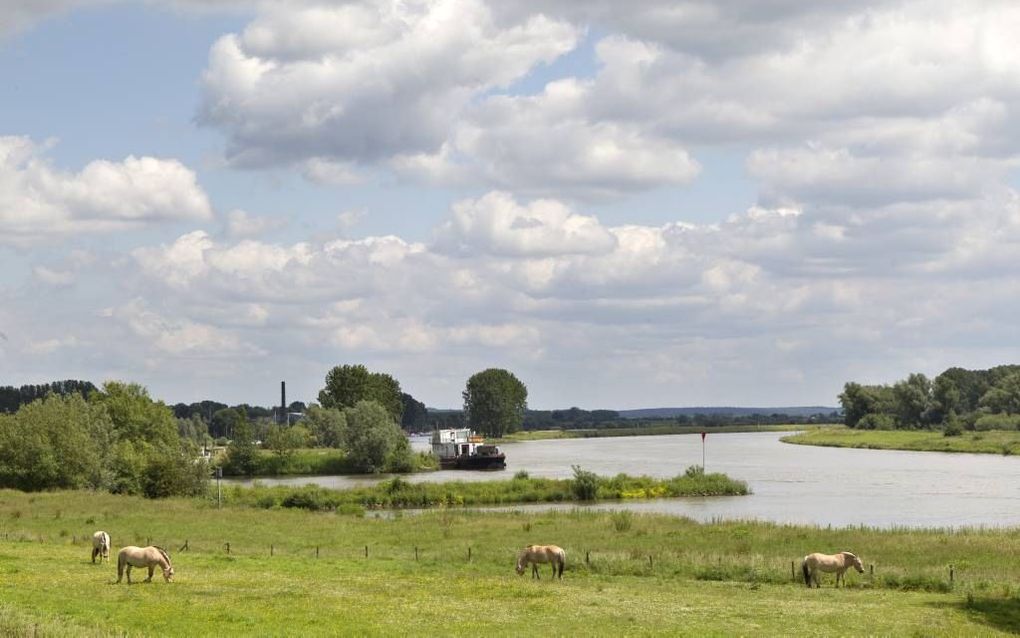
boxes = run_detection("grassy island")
[227,467,749,511]
[2,489,1020,636]
[783,427,1020,455]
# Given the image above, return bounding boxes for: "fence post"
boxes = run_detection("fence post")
[316,546,319,559]
[179,540,189,552]
[468,546,471,561]
[271,544,274,557]
[791,561,795,582]
[586,550,590,565]
[225,542,230,555]
[950,565,954,584]
[870,564,874,577]
[365,545,369,558]
[414,546,419,561]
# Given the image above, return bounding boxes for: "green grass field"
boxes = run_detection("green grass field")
[2,490,1020,635]
[783,427,1020,455]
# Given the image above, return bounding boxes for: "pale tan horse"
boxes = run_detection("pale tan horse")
[91,531,110,564]
[802,551,864,588]
[116,546,174,584]
[515,545,566,579]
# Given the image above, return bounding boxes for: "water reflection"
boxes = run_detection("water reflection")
[226,432,1020,528]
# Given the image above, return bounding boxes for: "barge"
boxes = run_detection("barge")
[431,428,506,470]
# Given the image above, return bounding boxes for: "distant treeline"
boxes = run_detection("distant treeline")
[840,364,1020,433]
[0,380,98,414]
[416,407,840,432]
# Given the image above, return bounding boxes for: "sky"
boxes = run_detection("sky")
[2,0,1020,410]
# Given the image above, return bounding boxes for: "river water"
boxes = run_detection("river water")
[226,432,1020,529]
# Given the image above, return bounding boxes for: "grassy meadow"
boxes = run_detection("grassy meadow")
[2,490,1020,636]
[783,427,1020,455]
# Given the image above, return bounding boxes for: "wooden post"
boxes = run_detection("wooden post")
[586,550,590,565]
[365,545,369,558]
[316,546,319,558]
[950,565,954,583]
[468,546,471,561]
[648,555,653,569]
[414,546,419,561]
[271,544,274,557]
[791,561,795,582]
[870,564,874,577]
[179,540,189,552]
[225,542,230,555]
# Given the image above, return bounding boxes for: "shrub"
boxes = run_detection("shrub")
[857,413,896,430]
[943,421,963,437]
[974,413,1020,431]
[570,465,600,501]
[514,470,530,480]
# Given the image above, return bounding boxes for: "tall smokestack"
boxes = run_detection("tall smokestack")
[280,381,286,425]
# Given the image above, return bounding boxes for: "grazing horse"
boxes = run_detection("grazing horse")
[116,546,174,584]
[91,531,110,564]
[802,551,864,588]
[515,545,566,579]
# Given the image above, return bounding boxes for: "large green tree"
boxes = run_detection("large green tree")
[318,364,403,422]
[343,401,413,472]
[462,368,528,437]
[303,405,347,448]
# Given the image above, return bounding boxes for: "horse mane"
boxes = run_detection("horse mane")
[153,546,172,568]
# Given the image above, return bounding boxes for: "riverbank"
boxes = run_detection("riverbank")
[496,423,808,442]
[1,489,1019,635]
[226,468,749,510]
[782,427,1020,455]
[222,448,437,477]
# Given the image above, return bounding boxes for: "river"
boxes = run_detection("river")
[225,432,1020,528]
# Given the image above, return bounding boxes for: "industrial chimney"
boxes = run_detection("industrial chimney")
[280,381,286,425]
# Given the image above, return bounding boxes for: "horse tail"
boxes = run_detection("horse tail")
[802,559,811,587]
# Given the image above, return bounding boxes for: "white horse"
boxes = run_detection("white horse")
[515,545,566,579]
[91,531,110,564]
[802,551,864,588]
[116,546,174,584]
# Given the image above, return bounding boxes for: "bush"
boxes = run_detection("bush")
[974,413,1020,431]
[570,465,600,501]
[610,510,633,532]
[943,421,963,437]
[857,413,897,430]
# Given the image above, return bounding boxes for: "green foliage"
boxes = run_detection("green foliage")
[611,510,633,532]
[225,416,258,475]
[571,465,601,501]
[228,469,747,510]
[303,405,347,448]
[973,413,1020,431]
[0,394,111,491]
[265,425,311,459]
[343,401,414,473]
[462,368,528,437]
[400,392,428,431]
[0,384,208,499]
[845,365,1020,431]
[857,413,896,430]
[318,364,404,422]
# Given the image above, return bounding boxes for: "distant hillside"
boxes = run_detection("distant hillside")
[617,406,840,419]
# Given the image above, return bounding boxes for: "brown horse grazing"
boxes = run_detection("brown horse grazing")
[116,546,174,584]
[802,551,864,588]
[515,545,566,579]
[91,531,110,564]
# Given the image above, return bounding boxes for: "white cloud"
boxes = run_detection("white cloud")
[434,191,617,258]
[198,0,579,167]
[225,209,287,239]
[0,136,212,244]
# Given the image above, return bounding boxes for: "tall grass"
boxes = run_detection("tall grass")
[223,469,749,511]
[783,427,1020,455]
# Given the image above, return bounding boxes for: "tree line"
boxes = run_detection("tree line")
[0,380,97,413]
[839,365,1020,434]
